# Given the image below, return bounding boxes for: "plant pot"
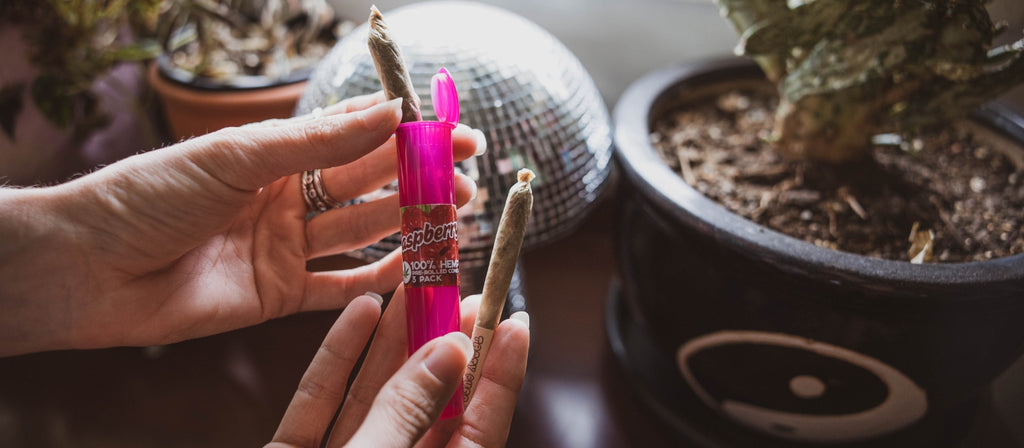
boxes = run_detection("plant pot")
[608,57,1024,446]
[147,61,308,140]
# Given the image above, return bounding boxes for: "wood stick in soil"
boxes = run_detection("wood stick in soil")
[367,5,421,122]
[463,168,535,406]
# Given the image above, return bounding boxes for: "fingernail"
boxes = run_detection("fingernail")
[447,332,474,359]
[362,98,402,130]
[364,291,384,306]
[468,179,478,201]
[461,294,482,307]
[510,311,530,329]
[455,174,478,203]
[472,128,487,156]
[424,332,473,383]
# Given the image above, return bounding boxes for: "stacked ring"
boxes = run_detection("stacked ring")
[301,169,347,213]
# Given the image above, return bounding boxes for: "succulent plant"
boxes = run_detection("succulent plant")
[157,0,348,85]
[0,0,162,140]
[716,0,1024,163]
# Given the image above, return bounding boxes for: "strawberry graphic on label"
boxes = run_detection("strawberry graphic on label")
[400,204,459,288]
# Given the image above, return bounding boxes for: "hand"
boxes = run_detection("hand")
[0,93,486,356]
[268,289,531,448]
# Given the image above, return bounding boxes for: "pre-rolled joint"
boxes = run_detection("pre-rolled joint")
[368,6,422,123]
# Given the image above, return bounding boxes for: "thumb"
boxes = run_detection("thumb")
[343,332,472,448]
[179,98,402,191]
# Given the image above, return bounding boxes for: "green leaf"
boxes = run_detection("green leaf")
[781,10,929,103]
[738,0,848,55]
[30,75,74,129]
[71,91,111,141]
[110,39,162,61]
[0,83,25,140]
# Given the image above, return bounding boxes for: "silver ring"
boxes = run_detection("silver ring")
[301,169,346,214]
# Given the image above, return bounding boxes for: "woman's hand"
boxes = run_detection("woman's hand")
[269,289,530,448]
[0,92,486,356]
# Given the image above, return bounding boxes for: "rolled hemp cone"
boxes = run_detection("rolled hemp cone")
[463,169,535,405]
[368,5,422,122]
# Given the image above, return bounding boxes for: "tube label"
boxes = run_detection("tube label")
[401,204,460,288]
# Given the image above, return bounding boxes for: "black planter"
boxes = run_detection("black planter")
[154,54,311,91]
[609,58,1024,446]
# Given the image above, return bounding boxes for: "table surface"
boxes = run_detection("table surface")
[1,196,1022,447]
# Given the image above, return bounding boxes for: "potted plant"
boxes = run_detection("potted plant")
[0,1,163,185]
[147,0,351,139]
[609,1,1024,446]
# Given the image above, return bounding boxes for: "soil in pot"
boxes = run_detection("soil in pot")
[650,85,1024,262]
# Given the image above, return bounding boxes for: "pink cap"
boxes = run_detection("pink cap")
[431,67,459,126]
[396,67,460,206]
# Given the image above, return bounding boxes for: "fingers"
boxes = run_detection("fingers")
[318,123,486,202]
[301,251,403,312]
[326,285,410,446]
[317,91,389,117]
[195,94,484,198]
[304,174,476,259]
[343,331,474,448]
[269,295,383,448]
[459,295,482,335]
[407,294,479,448]
[246,92,389,129]
[454,124,489,159]
[446,313,530,448]
[306,196,403,259]
[181,98,404,192]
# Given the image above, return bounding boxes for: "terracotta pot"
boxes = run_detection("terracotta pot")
[147,62,307,140]
[608,58,1024,447]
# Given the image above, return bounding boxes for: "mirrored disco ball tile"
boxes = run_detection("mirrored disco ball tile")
[296,1,614,292]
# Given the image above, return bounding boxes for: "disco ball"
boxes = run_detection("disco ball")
[297,0,614,294]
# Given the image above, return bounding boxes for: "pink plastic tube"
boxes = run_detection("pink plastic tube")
[396,68,463,419]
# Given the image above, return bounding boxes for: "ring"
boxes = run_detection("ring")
[301,169,347,213]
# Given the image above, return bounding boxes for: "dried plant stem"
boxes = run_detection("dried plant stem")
[367,5,421,122]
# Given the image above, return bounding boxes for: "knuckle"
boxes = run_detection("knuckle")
[453,420,490,448]
[381,380,439,437]
[207,125,251,150]
[300,119,339,154]
[198,127,269,187]
[296,373,344,403]
[301,348,358,403]
[346,381,382,411]
[480,368,523,402]
[319,341,359,368]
